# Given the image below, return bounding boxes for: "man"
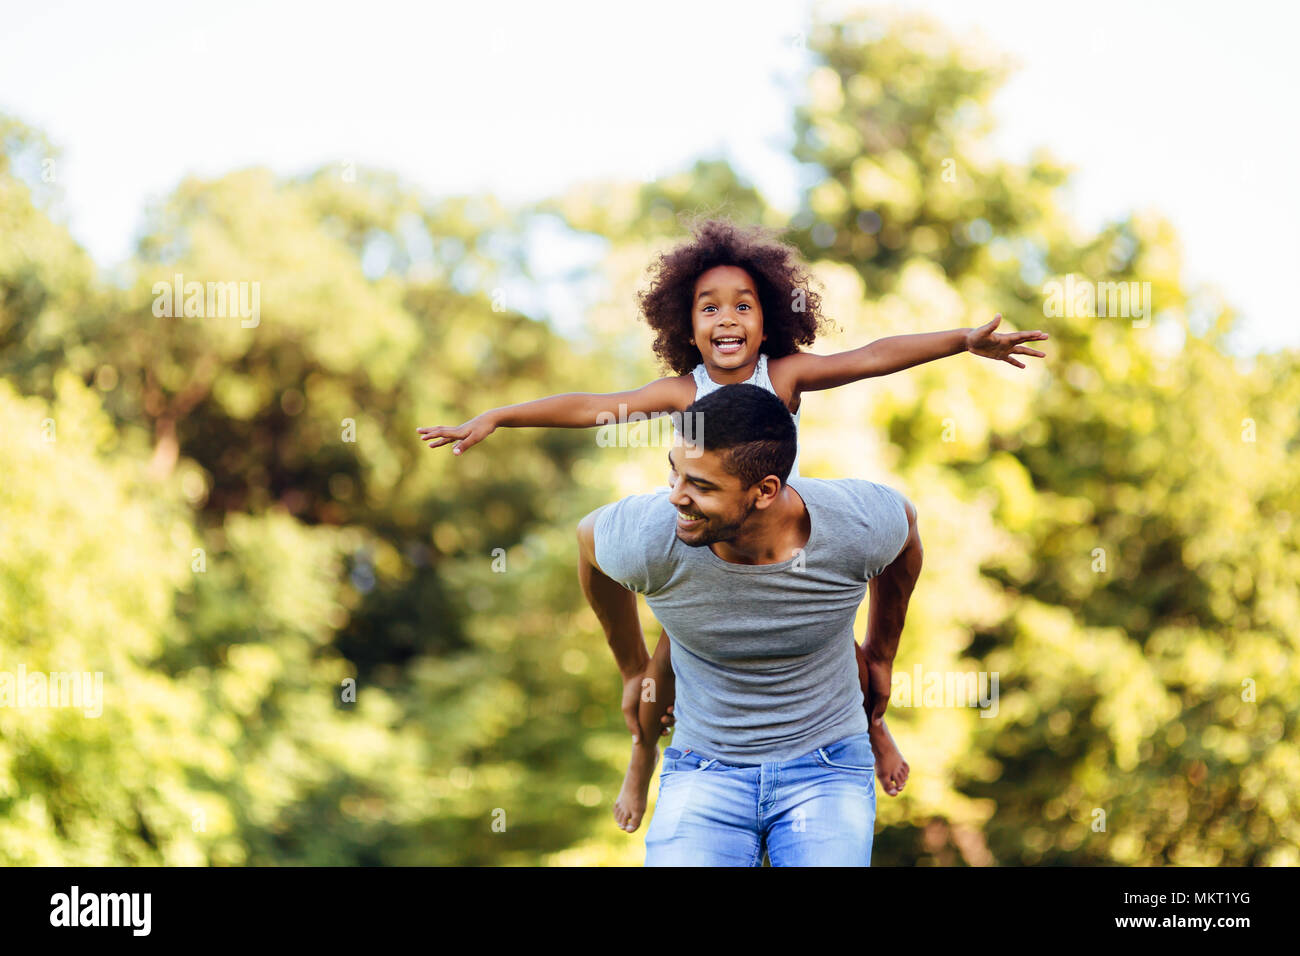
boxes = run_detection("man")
[575,383,923,866]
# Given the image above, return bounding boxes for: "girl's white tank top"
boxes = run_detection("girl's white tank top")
[682,352,802,481]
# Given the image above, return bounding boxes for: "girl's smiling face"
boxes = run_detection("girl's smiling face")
[691,265,766,373]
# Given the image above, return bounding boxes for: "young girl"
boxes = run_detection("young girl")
[418,218,1047,833]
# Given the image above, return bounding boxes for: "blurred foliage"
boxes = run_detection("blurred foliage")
[1,8,1295,866]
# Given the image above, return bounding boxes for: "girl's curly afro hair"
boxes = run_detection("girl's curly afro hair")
[637,217,829,377]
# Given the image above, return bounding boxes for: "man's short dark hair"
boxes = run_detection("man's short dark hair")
[683,384,797,488]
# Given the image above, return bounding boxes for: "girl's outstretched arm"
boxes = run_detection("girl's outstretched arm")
[418,375,695,456]
[770,314,1048,398]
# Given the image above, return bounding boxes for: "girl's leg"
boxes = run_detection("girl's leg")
[614,628,675,832]
[639,627,674,739]
[855,639,910,796]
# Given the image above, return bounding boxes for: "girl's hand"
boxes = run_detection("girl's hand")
[965,314,1049,369]
[417,412,498,456]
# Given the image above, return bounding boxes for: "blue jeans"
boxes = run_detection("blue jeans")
[644,731,876,866]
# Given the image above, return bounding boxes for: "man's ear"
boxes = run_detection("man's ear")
[750,475,784,509]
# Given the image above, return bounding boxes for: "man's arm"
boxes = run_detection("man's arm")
[857,499,923,726]
[577,508,652,740]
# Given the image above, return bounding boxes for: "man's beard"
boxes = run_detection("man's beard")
[675,499,755,547]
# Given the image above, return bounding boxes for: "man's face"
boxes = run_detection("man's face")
[666,437,756,547]
[691,265,766,370]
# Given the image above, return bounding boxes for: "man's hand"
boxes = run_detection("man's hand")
[856,640,893,725]
[621,676,676,743]
[622,671,646,743]
[417,410,499,456]
[864,659,892,726]
[965,314,1049,369]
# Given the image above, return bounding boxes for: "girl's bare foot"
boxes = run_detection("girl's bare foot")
[613,743,659,832]
[869,718,910,796]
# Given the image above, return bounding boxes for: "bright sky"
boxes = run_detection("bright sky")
[2,0,1296,353]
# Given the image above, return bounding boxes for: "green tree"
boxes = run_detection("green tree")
[787,8,1300,865]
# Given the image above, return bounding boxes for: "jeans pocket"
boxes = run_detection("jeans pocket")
[813,734,875,775]
[661,747,717,776]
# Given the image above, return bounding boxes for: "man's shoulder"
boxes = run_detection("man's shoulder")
[592,490,678,594]
[792,476,911,580]
[599,488,678,522]
[791,475,909,514]
[595,490,679,541]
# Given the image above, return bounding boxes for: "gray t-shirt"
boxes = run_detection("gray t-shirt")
[594,476,911,764]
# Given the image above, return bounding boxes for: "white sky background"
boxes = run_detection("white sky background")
[1,0,1296,353]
